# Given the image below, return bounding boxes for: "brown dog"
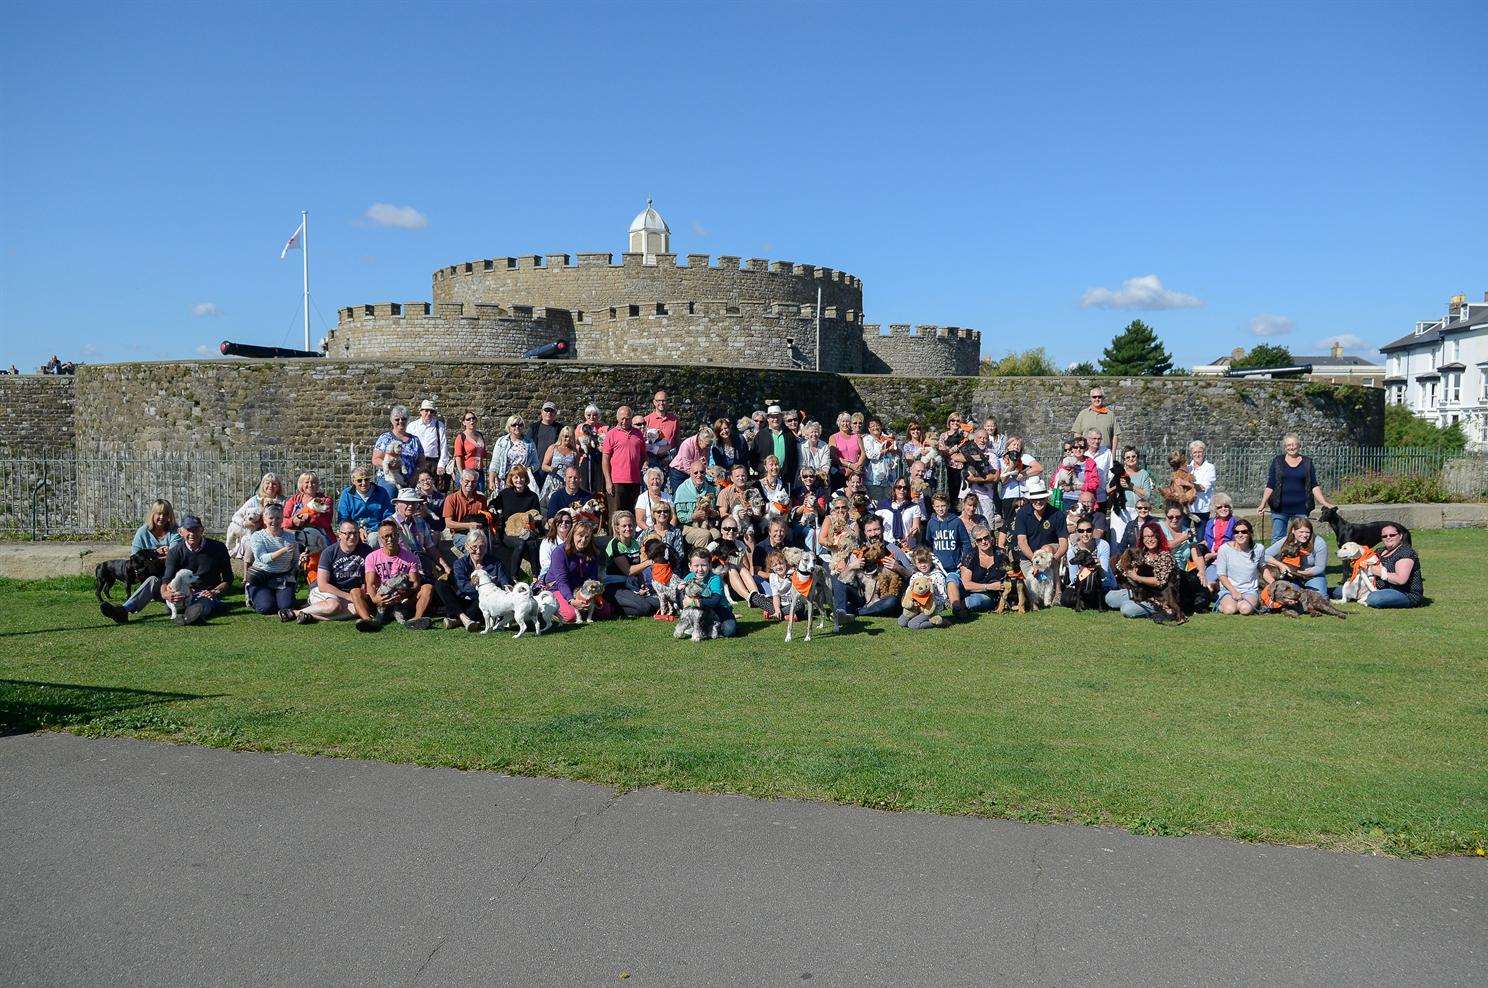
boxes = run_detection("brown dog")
[1267,580,1347,619]
[1115,547,1187,625]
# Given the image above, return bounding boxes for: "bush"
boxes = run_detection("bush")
[1334,472,1456,505]
[1384,404,1467,453]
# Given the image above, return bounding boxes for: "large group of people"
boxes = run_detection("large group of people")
[98,387,1425,631]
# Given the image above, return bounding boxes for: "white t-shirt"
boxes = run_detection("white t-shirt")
[998,452,1036,500]
[633,490,674,530]
[1188,459,1217,513]
[406,417,448,471]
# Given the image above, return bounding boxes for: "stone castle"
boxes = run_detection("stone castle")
[324,201,982,375]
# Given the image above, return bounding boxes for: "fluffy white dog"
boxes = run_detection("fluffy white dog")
[1025,547,1058,610]
[164,569,196,621]
[533,588,560,634]
[509,582,540,638]
[472,569,514,634]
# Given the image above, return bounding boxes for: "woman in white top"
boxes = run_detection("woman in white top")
[1187,440,1217,523]
[860,417,901,503]
[489,415,538,494]
[1214,519,1265,614]
[227,472,284,558]
[632,467,674,530]
[996,437,1041,528]
[798,420,833,479]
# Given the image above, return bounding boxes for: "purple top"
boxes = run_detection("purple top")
[545,542,599,599]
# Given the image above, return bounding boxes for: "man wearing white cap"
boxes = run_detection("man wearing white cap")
[391,487,440,578]
[407,399,450,484]
[1012,475,1069,583]
[751,405,799,480]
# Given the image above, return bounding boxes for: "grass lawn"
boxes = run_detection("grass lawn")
[2,530,1485,857]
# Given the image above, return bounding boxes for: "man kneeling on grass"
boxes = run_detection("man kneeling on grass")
[290,521,376,625]
[361,519,436,632]
[101,514,232,626]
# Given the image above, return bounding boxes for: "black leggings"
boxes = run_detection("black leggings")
[502,534,541,581]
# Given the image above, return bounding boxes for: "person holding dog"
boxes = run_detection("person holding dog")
[1264,516,1330,596]
[361,519,435,631]
[283,473,333,543]
[372,407,423,496]
[103,514,233,625]
[682,546,739,638]
[495,467,543,580]
[1360,524,1424,608]
[1012,476,1068,598]
[442,528,512,631]
[547,519,612,623]
[1257,434,1336,545]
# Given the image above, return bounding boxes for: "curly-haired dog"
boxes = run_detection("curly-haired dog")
[673,580,717,642]
[95,550,165,603]
[859,542,904,603]
[1267,579,1348,619]
[1114,547,1186,625]
[1024,546,1058,610]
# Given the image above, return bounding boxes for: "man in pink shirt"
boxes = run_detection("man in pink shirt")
[644,390,679,455]
[601,405,647,515]
[360,519,435,632]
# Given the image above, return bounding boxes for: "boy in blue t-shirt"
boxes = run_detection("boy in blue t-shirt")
[682,547,738,637]
[922,492,970,618]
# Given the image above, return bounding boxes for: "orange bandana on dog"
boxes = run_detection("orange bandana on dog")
[791,571,815,596]
[908,588,934,609]
[1348,547,1378,582]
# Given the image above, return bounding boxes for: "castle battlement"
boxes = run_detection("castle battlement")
[432,252,863,288]
[864,323,982,343]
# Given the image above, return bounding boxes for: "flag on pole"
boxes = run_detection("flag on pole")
[279,220,305,259]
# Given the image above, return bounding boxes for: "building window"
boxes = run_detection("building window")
[1447,372,1462,404]
[1428,381,1439,406]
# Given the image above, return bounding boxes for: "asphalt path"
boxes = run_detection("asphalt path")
[1,732,1481,986]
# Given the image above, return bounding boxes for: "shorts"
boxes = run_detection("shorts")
[308,586,357,618]
[942,570,963,586]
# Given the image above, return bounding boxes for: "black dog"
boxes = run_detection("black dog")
[1317,506,1411,549]
[94,550,165,602]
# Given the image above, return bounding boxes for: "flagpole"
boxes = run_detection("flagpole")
[301,210,311,351]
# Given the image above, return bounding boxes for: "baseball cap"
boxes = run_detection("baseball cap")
[181,514,204,531]
[541,401,557,411]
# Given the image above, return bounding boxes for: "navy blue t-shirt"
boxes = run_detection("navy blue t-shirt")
[1013,503,1068,554]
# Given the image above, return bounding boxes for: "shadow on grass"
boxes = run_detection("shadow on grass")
[0,679,221,736]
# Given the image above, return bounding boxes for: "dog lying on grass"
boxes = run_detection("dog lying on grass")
[1266,579,1348,619]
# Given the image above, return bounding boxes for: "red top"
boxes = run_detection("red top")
[644,411,679,451]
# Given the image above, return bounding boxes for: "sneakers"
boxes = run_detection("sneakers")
[442,617,458,630]
[405,616,432,631]
[747,592,767,609]
[100,602,129,624]
[952,604,971,622]
[466,620,482,633]
[179,602,207,626]
[355,618,382,633]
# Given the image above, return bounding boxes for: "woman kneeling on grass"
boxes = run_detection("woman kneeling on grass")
[1213,520,1265,615]
[546,519,612,623]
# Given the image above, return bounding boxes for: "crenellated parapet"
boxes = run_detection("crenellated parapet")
[324,301,574,361]
[861,323,982,377]
[430,250,865,320]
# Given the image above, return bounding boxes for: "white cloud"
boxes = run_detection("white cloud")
[81,343,99,356]
[191,302,222,318]
[691,221,708,237]
[361,202,428,229]
[1248,314,1293,337]
[194,344,218,356]
[1315,333,1367,352]
[1079,274,1203,310]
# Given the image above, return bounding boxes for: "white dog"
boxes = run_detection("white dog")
[472,570,514,634]
[509,582,540,638]
[1336,541,1379,604]
[1025,547,1058,610]
[381,442,407,490]
[533,588,560,634]
[164,569,196,621]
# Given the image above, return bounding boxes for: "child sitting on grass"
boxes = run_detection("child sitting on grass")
[898,547,950,629]
[683,546,738,637]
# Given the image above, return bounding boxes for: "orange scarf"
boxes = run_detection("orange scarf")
[908,588,933,609]
[1347,548,1378,582]
[791,571,814,596]
[652,562,674,585]
[1090,404,1110,414]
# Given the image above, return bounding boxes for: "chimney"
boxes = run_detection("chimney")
[1449,293,1466,318]
[1330,341,1344,359]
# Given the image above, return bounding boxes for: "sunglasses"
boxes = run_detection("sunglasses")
[1077,526,1093,533]
[1235,527,1252,535]
[975,536,992,544]
[557,518,572,525]
[463,416,475,422]
[1167,514,1182,520]
[721,526,739,532]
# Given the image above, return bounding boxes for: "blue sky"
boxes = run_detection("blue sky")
[3,1,1484,371]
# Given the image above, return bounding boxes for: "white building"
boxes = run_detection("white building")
[1193,342,1383,384]
[1380,293,1488,448]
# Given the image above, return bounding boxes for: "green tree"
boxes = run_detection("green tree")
[980,347,1057,376]
[1067,361,1098,375]
[1383,403,1467,453]
[1099,320,1173,376]
[1230,344,1295,371]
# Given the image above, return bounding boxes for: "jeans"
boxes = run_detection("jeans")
[1104,588,1157,618]
[608,586,659,617]
[125,577,225,619]
[1364,588,1418,608]
[246,571,296,614]
[666,467,688,495]
[964,591,999,611]
[1298,575,1328,596]
[705,603,737,637]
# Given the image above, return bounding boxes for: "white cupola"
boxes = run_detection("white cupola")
[628,199,670,263]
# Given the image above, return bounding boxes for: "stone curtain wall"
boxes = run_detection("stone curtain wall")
[324,303,574,361]
[862,325,981,377]
[574,307,863,372]
[0,375,76,452]
[50,361,1381,461]
[67,360,855,456]
[432,253,866,321]
[846,375,1385,451]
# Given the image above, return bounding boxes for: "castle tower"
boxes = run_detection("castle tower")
[628,199,670,264]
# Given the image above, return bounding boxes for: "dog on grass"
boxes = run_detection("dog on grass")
[472,569,514,634]
[163,569,196,622]
[995,559,1029,614]
[785,554,834,643]
[673,581,716,642]
[1336,541,1380,604]
[533,588,560,634]
[1267,579,1348,619]
[95,550,165,602]
[1024,547,1058,610]
[1318,506,1410,550]
[509,582,541,638]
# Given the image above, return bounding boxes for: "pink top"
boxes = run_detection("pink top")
[645,411,679,451]
[831,432,862,465]
[364,546,419,586]
[670,435,707,475]
[601,426,647,484]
